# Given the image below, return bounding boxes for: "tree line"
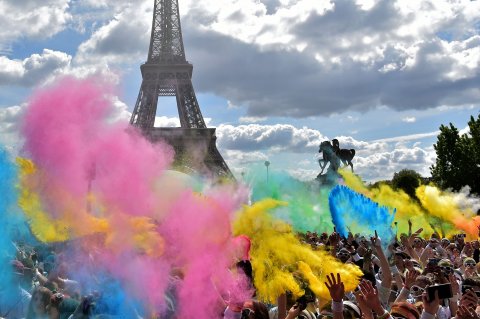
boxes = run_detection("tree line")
[376,113,480,200]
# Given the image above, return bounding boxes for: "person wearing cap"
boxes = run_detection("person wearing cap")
[463,258,479,279]
[337,248,352,264]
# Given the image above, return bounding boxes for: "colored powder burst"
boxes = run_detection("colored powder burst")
[16,76,255,318]
[328,185,396,247]
[16,76,175,314]
[233,199,362,303]
[159,189,252,319]
[340,170,435,236]
[0,148,32,311]
[246,165,334,233]
[17,157,93,242]
[17,158,164,256]
[340,170,480,238]
[416,185,480,238]
[21,76,173,220]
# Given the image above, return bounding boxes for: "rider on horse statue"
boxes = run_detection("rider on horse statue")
[317,138,355,179]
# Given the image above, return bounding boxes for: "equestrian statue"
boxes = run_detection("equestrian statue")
[317,138,355,180]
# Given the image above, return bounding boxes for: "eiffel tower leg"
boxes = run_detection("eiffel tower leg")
[131,81,159,130]
[208,142,234,179]
[176,80,206,129]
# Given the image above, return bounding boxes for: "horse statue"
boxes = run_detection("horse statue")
[318,139,355,176]
[332,139,355,172]
[318,141,339,175]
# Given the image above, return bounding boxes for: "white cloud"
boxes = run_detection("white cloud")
[340,115,359,123]
[0,50,72,87]
[227,100,239,109]
[0,104,26,152]
[154,116,180,127]
[402,116,416,123]
[22,0,474,119]
[0,0,71,46]
[353,146,435,180]
[75,2,151,65]
[239,116,267,123]
[180,0,480,117]
[216,124,326,152]
[152,116,212,128]
[108,96,132,123]
[2,0,474,118]
[372,131,440,143]
[459,125,470,136]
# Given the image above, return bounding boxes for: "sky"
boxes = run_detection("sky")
[0,0,479,182]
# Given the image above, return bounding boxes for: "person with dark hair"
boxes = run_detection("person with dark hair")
[390,302,420,319]
[241,300,269,319]
[237,260,254,287]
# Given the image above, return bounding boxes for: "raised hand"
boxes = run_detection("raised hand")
[449,273,460,295]
[286,304,302,319]
[354,290,373,319]
[325,273,345,302]
[457,305,480,319]
[329,232,341,247]
[370,230,382,248]
[411,228,423,239]
[358,280,383,314]
[400,234,408,246]
[404,259,414,271]
[404,269,419,290]
[347,231,354,245]
[460,289,479,308]
[422,290,440,315]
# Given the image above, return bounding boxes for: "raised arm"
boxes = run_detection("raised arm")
[371,233,392,289]
[325,273,345,319]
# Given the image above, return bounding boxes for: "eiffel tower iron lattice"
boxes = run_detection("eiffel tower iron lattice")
[130,0,233,179]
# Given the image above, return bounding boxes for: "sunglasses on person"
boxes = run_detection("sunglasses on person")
[410,285,424,297]
[241,308,255,319]
[441,266,453,274]
[465,262,476,267]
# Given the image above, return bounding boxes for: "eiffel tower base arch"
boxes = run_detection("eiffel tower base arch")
[146,127,233,179]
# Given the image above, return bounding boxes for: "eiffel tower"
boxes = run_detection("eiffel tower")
[130,0,233,179]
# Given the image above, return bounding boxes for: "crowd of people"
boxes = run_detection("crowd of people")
[3,223,480,319]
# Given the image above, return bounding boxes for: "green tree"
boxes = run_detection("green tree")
[430,114,480,195]
[391,169,422,200]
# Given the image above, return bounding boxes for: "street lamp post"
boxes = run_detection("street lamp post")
[264,161,270,183]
